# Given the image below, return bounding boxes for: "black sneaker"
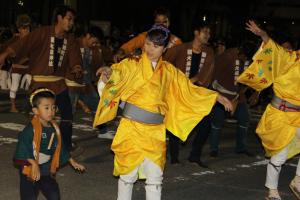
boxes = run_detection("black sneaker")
[188,158,209,168]
[236,150,254,157]
[170,159,180,165]
[210,151,218,157]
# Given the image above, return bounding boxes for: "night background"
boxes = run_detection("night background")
[1,0,300,48]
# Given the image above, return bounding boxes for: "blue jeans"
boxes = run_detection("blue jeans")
[56,90,73,151]
[209,102,250,153]
[69,86,99,114]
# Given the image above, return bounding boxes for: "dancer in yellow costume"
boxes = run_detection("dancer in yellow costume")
[94,24,233,200]
[238,20,300,200]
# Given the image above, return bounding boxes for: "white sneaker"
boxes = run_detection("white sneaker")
[97,130,115,139]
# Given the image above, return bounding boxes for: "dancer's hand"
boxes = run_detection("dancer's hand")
[245,20,269,43]
[71,65,83,79]
[96,67,112,83]
[217,94,233,112]
[28,159,41,181]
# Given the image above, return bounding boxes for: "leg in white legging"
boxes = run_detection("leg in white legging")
[0,70,9,90]
[117,167,139,200]
[9,73,21,112]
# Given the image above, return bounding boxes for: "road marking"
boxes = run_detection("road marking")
[0,136,18,144]
[0,123,25,131]
[0,122,94,133]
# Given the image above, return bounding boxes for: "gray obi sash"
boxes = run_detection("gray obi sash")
[121,102,164,124]
[271,95,300,112]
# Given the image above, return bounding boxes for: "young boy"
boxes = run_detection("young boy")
[14,88,85,200]
[95,24,233,200]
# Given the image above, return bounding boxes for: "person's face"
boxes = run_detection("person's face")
[144,38,165,62]
[154,14,169,28]
[32,98,56,126]
[86,34,99,48]
[194,27,211,44]
[18,26,30,37]
[216,43,225,55]
[57,11,75,32]
[281,42,293,50]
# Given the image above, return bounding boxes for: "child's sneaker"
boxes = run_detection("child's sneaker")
[265,189,281,200]
[265,197,281,200]
[290,178,300,200]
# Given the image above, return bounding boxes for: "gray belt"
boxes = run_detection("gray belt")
[271,95,300,112]
[122,102,164,124]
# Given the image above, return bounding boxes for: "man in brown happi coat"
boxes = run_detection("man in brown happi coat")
[209,42,255,157]
[0,6,82,152]
[164,22,215,167]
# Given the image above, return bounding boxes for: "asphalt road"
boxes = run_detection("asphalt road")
[0,90,298,200]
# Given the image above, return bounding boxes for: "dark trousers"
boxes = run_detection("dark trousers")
[167,131,180,162]
[209,102,250,153]
[20,172,60,200]
[56,89,73,151]
[189,115,211,160]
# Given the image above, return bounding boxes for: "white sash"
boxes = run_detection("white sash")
[234,60,249,85]
[185,49,207,78]
[48,37,67,68]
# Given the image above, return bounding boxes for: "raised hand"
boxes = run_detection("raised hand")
[96,66,112,83]
[245,20,269,43]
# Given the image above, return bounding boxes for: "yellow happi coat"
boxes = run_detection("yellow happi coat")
[237,39,300,158]
[93,53,218,176]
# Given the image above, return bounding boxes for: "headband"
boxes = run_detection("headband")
[147,24,170,44]
[30,88,55,106]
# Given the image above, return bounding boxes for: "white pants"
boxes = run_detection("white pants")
[20,74,31,91]
[0,70,9,90]
[117,158,163,200]
[10,73,22,98]
[265,128,300,189]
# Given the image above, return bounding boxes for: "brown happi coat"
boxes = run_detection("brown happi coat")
[213,48,249,102]
[9,26,82,94]
[164,42,215,87]
[66,37,105,93]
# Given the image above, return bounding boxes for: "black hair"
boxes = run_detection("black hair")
[86,26,104,41]
[153,7,170,19]
[146,24,170,47]
[31,90,56,108]
[52,5,76,24]
[193,21,212,32]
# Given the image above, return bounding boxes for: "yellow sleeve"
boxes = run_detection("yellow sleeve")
[120,32,147,54]
[165,67,218,141]
[93,60,132,127]
[237,39,298,92]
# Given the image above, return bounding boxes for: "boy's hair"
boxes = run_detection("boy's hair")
[193,21,212,32]
[153,7,170,19]
[16,14,31,29]
[52,5,76,24]
[30,88,56,108]
[86,26,104,41]
[146,24,170,47]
